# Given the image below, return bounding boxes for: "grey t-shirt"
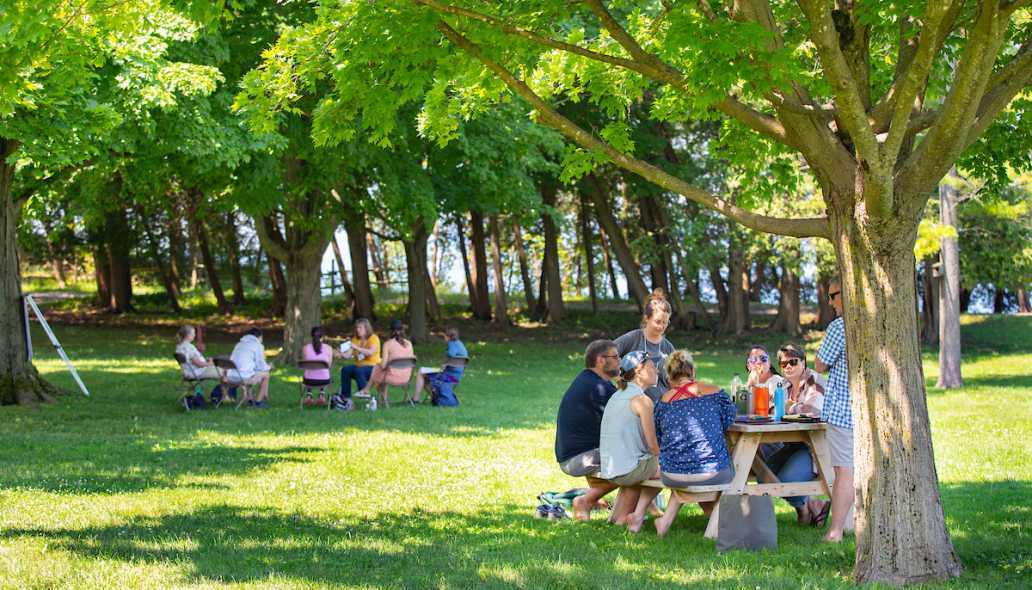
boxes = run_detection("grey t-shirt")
[614,328,675,402]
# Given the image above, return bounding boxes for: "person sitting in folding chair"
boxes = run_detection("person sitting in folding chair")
[363,319,416,410]
[411,326,468,405]
[227,327,273,408]
[175,324,224,410]
[300,326,343,407]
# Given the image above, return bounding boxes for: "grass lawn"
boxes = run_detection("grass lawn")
[1,311,1029,589]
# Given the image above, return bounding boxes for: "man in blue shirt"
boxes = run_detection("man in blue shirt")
[555,339,620,520]
[815,279,854,542]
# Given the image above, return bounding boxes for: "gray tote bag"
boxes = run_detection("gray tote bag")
[715,494,777,552]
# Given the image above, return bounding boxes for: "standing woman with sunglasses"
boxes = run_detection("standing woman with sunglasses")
[765,343,830,526]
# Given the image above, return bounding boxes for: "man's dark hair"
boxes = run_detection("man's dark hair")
[246,327,263,338]
[585,339,616,368]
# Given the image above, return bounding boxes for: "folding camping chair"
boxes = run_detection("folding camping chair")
[379,356,418,408]
[213,356,255,409]
[173,353,221,410]
[296,359,333,410]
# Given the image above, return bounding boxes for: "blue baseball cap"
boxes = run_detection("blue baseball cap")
[619,350,652,373]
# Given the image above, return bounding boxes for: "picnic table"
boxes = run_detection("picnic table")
[616,421,835,538]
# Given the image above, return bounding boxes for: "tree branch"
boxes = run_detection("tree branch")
[799,0,882,168]
[881,2,955,167]
[256,214,290,262]
[964,37,1032,149]
[413,0,799,148]
[435,20,831,240]
[898,1,1006,199]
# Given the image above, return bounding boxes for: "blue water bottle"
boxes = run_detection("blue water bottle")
[773,382,786,421]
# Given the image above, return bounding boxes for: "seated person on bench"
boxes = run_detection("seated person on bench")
[599,350,661,533]
[554,339,620,521]
[412,326,468,404]
[652,350,736,537]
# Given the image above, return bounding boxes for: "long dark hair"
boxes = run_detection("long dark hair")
[390,320,408,345]
[746,344,780,376]
[311,326,325,354]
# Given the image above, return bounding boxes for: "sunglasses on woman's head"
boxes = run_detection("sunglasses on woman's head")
[747,354,769,364]
[779,358,802,368]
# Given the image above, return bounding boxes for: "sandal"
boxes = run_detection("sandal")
[811,500,831,528]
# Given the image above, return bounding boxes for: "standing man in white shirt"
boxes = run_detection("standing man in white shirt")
[229,328,273,408]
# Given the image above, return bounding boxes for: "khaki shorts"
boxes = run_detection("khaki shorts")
[559,449,601,478]
[229,371,268,386]
[610,456,659,487]
[828,424,854,468]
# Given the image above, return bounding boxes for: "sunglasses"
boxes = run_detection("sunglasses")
[747,354,769,364]
[828,291,841,300]
[779,358,802,368]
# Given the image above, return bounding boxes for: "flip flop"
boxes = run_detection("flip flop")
[811,501,831,528]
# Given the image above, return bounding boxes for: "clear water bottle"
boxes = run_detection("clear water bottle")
[773,381,786,421]
[731,374,747,415]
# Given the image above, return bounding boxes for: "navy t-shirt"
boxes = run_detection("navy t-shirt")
[555,369,618,463]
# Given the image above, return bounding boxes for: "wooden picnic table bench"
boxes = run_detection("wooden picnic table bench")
[589,421,835,538]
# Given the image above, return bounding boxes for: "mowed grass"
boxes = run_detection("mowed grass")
[1,313,1030,589]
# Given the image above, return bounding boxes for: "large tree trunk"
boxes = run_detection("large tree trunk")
[257,213,328,363]
[488,215,509,325]
[586,174,648,308]
[195,217,230,315]
[403,220,430,342]
[769,258,801,336]
[709,264,729,324]
[468,209,492,321]
[675,251,713,329]
[104,207,133,313]
[993,287,1006,313]
[937,175,962,388]
[648,194,693,328]
[1017,286,1031,313]
[512,222,536,311]
[920,259,939,346]
[577,195,598,314]
[267,255,287,317]
[225,211,246,306]
[832,207,962,584]
[425,272,441,322]
[0,139,62,406]
[455,215,480,315]
[344,213,375,320]
[166,210,185,296]
[93,246,111,309]
[539,180,565,322]
[720,245,748,335]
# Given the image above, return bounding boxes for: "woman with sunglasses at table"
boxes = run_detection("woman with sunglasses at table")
[764,343,830,526]
[744,344,784,396]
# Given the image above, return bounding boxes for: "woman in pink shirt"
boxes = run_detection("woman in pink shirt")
[301,326,339,406]
[367,319,416,409]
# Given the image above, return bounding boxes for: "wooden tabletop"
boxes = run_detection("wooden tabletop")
[729,420,826,432]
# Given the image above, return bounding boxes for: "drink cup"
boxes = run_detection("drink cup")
[751,385,769,417]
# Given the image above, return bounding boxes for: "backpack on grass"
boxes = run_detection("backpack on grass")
[429,372,460,407]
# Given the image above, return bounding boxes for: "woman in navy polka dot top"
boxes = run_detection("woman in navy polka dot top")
[652,350,737,536]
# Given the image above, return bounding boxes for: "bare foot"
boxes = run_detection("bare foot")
[823,531,843,543]
[626,513,645,534]
[594,498,610,511]
[572,495,592,521]
[654,513,673,537]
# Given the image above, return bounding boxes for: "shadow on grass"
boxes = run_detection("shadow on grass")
[941,480,1032,577]
[0,503,853,589]
[0,441,314,495]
